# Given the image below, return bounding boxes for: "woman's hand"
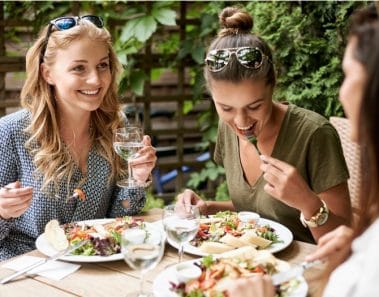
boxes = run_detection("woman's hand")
[305,225,353,264]
[225,275,275,297]
[259,155,317,210]
[0,181,33,220]
[176,189,208,215]
[130,135,157,183]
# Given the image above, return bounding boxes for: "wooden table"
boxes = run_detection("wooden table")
[0,209,323,297]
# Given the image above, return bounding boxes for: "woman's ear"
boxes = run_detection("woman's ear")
[40,63,54,85]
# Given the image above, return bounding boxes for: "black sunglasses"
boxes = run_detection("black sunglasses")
[205,47,267,72]
[40,15,104,63]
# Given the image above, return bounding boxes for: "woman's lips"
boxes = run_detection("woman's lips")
[236,123,257,138]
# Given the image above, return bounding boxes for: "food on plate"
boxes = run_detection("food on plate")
[171,246,300,297]
[44,219,69,251]
[199,242,235,254]
[44,216,143,256]
[192,211,282,253]
[73,188,86,201]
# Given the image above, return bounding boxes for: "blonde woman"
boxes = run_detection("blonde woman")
[0,16,156,260]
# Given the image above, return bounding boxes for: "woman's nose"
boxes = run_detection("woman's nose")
[234,111,250,127]
[86,70,101,85]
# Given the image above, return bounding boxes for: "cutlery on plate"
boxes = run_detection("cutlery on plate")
[271,260,322,286]
[0,240,89,285]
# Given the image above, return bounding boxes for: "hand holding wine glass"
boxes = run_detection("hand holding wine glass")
[121,224,165,297]
[113,126,154,188]
[162,204,200,263]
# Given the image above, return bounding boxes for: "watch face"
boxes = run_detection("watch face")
[317,212,328,225]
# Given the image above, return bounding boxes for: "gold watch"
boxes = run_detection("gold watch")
[300,200,329,228]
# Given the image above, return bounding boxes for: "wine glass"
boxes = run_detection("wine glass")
[113,126,150,188]
[121,224,165,297]
[162,204,200,263]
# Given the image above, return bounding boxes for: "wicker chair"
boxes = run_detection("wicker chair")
[330,116,361,220]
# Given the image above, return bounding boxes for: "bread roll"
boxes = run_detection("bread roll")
[44,219,69,251]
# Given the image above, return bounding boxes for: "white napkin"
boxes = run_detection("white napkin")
[2,256,81,281]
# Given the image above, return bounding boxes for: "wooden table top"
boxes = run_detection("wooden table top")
[0,209,323,297]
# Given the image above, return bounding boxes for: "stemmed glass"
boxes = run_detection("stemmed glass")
[162,204,200,263]
[121,224,165,297]
[113,126,150,188]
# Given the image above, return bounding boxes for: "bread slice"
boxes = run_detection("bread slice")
[199,241,235,254]
[44,219,69,251]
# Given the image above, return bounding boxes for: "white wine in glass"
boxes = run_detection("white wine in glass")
[113,127,150,188]
[162,204,200,263]
[122,225,165,297]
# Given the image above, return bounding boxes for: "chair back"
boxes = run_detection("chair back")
[330,116,361,219]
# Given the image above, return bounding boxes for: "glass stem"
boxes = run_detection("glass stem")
[139,270,145,295]
[127,159,134,185]
[178,243,184,263]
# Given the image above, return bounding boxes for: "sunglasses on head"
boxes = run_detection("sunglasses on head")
[205,47,267,72]
[40,15,104,63]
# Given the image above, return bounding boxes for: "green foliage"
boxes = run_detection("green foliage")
[141,189,165,212]
[187,161,225,189]
[4,1,369,201]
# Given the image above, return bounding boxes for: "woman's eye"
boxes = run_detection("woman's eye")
[72,65,85,72]
[98,62,110,70]
[221,107,232,112]
[248,105,261,111]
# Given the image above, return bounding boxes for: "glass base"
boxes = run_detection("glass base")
[125,292,154,297]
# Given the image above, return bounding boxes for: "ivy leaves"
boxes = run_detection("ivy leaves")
[120,5,176,43]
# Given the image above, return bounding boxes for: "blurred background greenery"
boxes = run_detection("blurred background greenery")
[1,1,368,209]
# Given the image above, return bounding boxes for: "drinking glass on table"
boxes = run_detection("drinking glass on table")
[113,126,151,188]
[121,224,165,297]
[162,204,200,263]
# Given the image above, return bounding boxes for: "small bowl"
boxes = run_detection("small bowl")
[238,211,260,224]
[175,262,202,283]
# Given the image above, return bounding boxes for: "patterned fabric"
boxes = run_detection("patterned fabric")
[0,109,146,261]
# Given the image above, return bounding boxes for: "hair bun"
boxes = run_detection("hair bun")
[219,7,253,36]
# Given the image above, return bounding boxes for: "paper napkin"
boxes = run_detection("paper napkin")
[2,255,81,281]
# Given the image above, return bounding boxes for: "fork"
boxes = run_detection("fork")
[247,136,261,155]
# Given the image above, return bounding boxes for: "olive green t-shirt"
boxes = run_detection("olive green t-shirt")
[214,104,349,243]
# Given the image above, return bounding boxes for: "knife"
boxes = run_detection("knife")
[0,240,89,285]
[271,260,322,286]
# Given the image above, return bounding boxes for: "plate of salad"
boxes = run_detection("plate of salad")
[166,211,293,256]
[36,217,153,262]
[153,247,307,297]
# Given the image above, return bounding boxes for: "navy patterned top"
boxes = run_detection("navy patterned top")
[0,110,146,261]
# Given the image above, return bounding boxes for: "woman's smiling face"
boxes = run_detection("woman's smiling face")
[209,79,274,139]
[42,36,111,115]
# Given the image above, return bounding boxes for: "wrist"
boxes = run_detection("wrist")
[300,199,329,228]
[300,192,323,219]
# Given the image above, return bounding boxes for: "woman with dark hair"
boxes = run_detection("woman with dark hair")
[0,16,156,260]
[177,6,351,243]
[226,5,379,297]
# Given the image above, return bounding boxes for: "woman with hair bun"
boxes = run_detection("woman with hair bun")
[177,6,351,243]
[226,4,379,297]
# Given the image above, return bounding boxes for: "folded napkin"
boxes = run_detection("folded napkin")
[2,256,81,281]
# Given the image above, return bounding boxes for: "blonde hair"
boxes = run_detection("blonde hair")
[21,20,124,196]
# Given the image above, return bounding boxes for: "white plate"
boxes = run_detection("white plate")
[152,259,308,297]
[165,218,293,256]
[36,219,162,263]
